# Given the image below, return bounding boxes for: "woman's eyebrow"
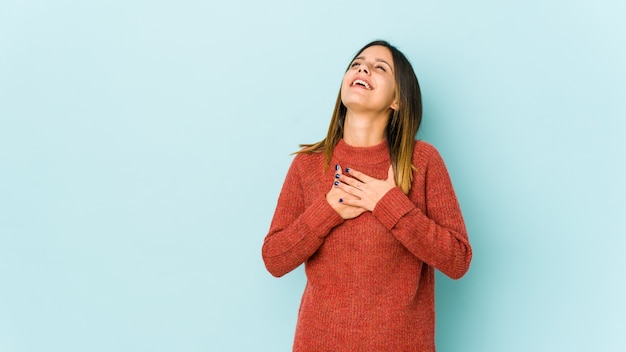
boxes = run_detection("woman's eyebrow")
[354,56,393,71]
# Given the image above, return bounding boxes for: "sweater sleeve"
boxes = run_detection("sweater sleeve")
[372,147,472,279]
[262,156,344,277]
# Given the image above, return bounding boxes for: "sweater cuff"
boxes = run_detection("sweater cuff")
[372,187,415,230]
[301,195,344,238]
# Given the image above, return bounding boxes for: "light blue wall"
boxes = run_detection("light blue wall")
[1,1,624,351]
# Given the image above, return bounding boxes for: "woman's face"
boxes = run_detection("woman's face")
[341,45,398,115]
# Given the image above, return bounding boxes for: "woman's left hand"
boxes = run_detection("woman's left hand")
[334,165,397,212]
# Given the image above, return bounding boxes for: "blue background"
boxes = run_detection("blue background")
[1,1,624,351]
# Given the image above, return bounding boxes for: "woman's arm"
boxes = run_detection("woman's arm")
[262,156,344,277]
[372,147,472,279]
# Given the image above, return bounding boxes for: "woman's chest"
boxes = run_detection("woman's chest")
[301,161,391,205]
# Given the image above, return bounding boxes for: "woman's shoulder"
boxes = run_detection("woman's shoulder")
[412,140,441,163]
[413,139,437,152]
[291,150,325,168]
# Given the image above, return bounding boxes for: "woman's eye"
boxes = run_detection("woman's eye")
[350,62,359,68]
[376,65,386,71]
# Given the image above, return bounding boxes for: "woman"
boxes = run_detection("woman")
[262,40,472,351]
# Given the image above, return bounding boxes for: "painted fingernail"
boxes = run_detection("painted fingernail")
[335,173,340,178]
[335,164,340,171]
[334,180,339,186]
[345,168,351,173]
[339,198,343,203]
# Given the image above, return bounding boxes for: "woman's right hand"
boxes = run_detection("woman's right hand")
[326,164,367,220]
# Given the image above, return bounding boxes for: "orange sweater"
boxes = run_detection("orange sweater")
[262,139,472,351]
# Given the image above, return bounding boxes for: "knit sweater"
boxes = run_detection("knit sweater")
[262,139,472,352]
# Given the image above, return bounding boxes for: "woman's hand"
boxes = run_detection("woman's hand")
[326,165,368,219]
[334,165,397,212]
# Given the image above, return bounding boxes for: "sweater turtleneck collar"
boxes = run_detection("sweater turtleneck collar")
[333,138,390,165]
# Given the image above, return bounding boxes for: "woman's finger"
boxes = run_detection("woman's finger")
[334,163,343,177]
[338,174,363,190]
[335,178,363,197]
[344,167,374,183]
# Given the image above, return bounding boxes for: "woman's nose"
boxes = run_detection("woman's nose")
[358,65,369,74]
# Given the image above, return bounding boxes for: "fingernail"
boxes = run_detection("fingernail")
[334,180,339,186]
[335,174,340,178]
[339,198,343,203]
[335,164,340,171]
[345,168,351,173]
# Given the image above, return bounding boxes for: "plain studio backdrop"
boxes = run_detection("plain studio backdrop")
[1,1,624,351]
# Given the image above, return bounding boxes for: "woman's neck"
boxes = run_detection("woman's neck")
[342,110,389,147]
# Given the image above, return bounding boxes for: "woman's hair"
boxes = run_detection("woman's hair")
[297,40,422,194]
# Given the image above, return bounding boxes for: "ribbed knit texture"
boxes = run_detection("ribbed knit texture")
[263,139,472,352]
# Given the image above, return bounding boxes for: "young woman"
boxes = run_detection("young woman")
[262,40,472,351]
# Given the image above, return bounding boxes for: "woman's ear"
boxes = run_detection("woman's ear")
[391,89,400,110]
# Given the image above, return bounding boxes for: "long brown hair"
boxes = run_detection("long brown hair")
[297,40,422,194]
